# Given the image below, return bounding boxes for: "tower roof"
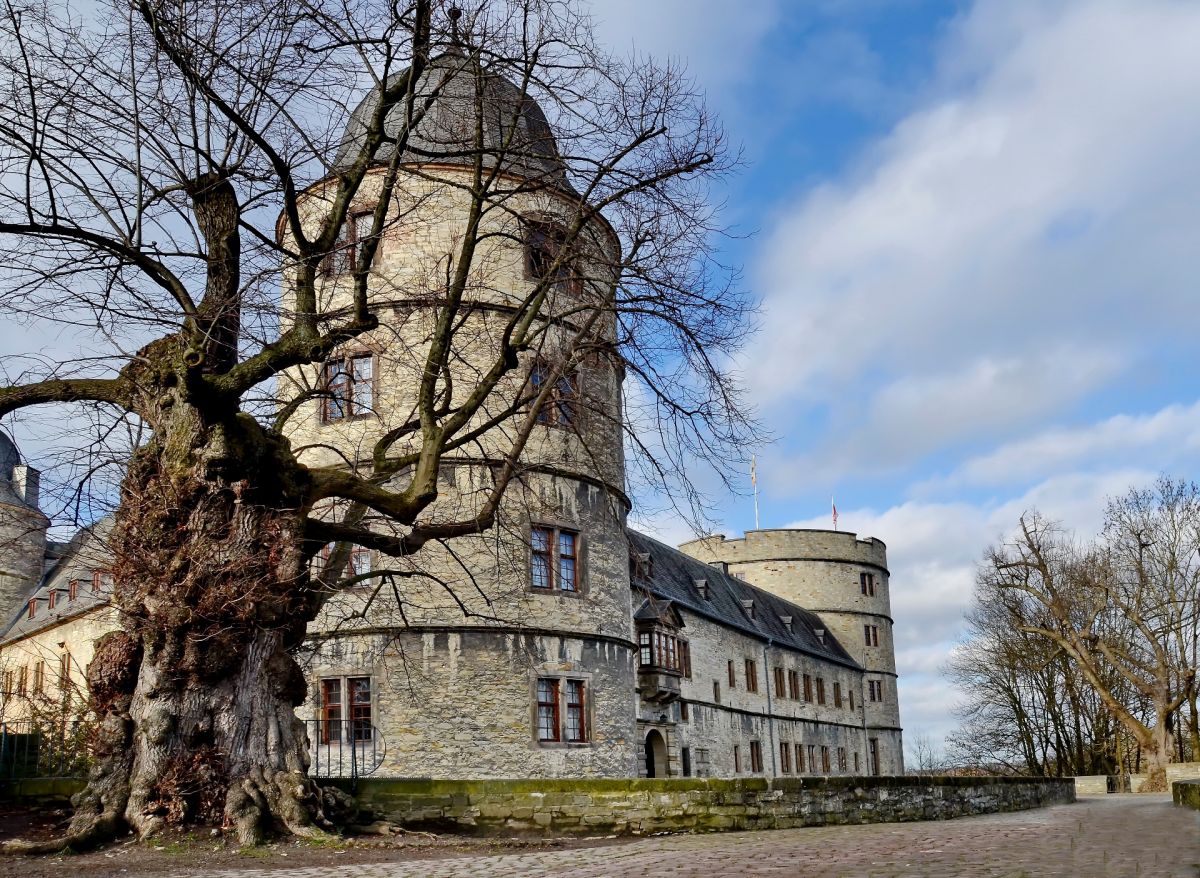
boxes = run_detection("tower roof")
[332,50,574,193]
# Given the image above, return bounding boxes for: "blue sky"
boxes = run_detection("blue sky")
[596,0,1200,752]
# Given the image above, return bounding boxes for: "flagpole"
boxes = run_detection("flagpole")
[751,456,760,530]
[832,495,838,531]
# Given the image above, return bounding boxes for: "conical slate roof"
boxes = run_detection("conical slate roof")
[332,51,573,192]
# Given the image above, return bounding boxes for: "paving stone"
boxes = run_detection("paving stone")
[182,794,1200,878]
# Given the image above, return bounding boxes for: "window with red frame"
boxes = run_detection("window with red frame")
[322,354,374,422]
[323,210,375,277]
[564,680,586,743]
[536,677,560,742]
[524,219,580,294]
[530,525,579,592]
[529,360,578,428]
[320,678,343,743]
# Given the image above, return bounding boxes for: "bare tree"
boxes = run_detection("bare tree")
[973,479,1200,790]
[904,730,945,776]
[947,568,1127,777]
[0,0,753,849]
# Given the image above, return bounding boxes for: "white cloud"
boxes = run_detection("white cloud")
[926,399,1200,489]
[777,345,1124,485]
[748,0,1200,476]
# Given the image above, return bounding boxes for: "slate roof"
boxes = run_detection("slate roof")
[628,530,861,670]
[332,50,575,194]
[0,520,113,644]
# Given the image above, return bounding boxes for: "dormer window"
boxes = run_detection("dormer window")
[47,590,56,610]
[694,579,710,600]
[27,598,36,619]
[741,598,756,620]
[780,614,793,633]
[631,552,653,582]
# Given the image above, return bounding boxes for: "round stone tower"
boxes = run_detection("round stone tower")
[0,430,48,624]
[678,529,903,774]
[282,50,637,777]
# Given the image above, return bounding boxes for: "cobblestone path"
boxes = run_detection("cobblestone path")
[189,795,1200,878]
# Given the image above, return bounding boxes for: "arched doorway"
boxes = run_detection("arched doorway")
[644,729,668,778]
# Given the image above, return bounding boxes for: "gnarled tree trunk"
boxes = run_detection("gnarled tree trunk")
[11,364,348,852]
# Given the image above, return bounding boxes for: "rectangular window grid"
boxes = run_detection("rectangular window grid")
[537,678,560,742]
[749,740,763,773]
[530,525,579,592]
[322,354,374,421]
[745,659,758,694]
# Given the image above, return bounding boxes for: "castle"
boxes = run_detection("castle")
[0,51,903,780]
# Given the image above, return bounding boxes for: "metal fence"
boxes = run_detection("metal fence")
[305,718,386,782]
[0,718,384,783]
[0,719,92,780]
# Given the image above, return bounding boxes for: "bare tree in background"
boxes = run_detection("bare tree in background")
[904,730,945,776]
[0,0,753,849]
[947,568,1128,776]
[968,478,1200,789]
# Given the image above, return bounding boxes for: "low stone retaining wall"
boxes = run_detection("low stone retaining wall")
[1076,763,1200,795]
[0,777,84,803]
[330,776,1076,836]
[1174,778,1200,811]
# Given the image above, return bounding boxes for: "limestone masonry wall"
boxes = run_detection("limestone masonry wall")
[336,775,1075,836]
[1174,778,1200,811]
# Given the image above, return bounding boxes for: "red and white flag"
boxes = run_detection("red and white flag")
[832,496,838,530]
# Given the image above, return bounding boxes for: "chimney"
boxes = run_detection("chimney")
[12,465,39,509]
[709,560,729,574]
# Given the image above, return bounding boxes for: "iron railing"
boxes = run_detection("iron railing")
[0,719,92,780]
[304,719,386,783]
[0,717,384,784]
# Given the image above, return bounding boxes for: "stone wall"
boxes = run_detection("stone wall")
[300,628,637,779]
[1174,778,1200,811]
[336,775,1075,836]
[1076,764,1200,795]
[677,529,903,771]
[651,608,903,777]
